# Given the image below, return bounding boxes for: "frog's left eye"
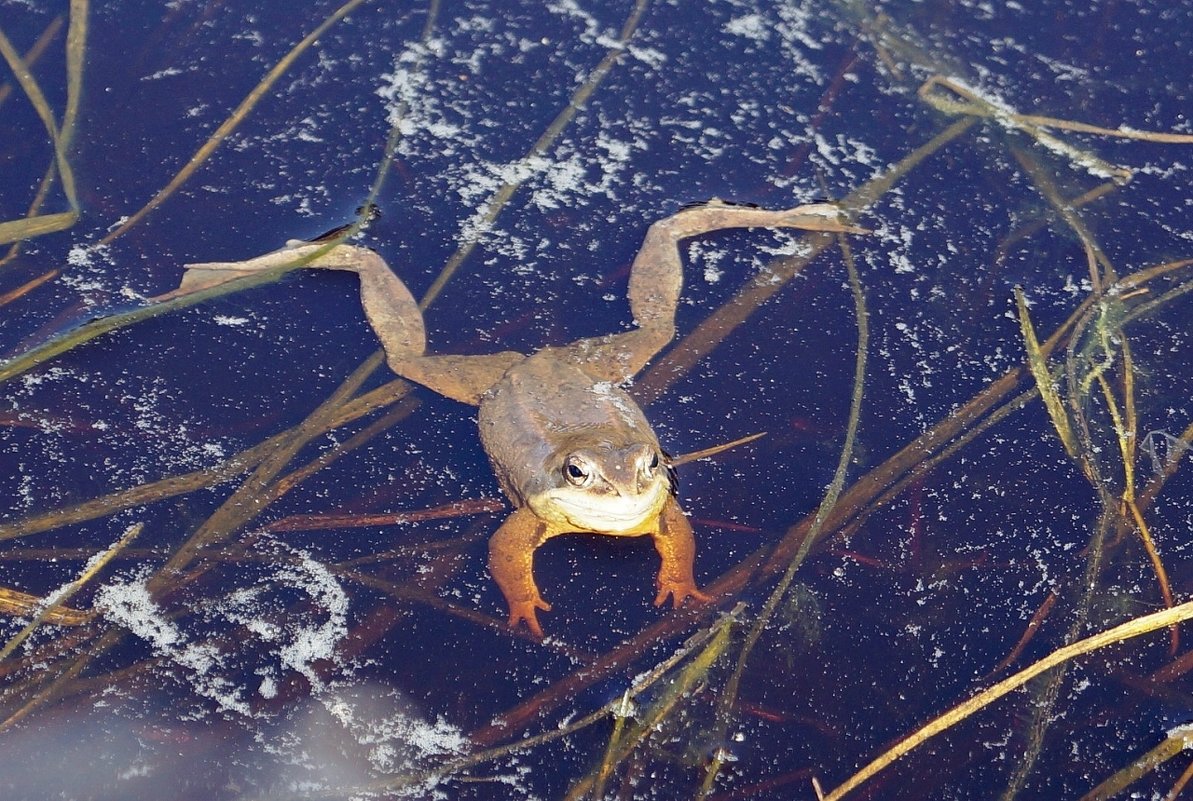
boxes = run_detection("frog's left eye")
[643,451,660,476]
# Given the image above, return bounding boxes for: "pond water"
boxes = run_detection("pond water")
[1,1,1192,799]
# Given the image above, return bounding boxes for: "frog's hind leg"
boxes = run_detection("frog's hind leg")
[391,352,525,406]
[175,242,520,405]
[566,201,864,382]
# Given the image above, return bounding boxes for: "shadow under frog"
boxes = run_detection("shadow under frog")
[173,202,861,636]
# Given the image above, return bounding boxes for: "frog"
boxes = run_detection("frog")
[174,201,862,636]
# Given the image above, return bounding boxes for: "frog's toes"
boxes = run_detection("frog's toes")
[654,582,713,608]
[778,203,869,234]
[680,198,760,211]
[507,597,552,638]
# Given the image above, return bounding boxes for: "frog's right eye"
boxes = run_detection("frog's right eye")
[564,457,592,486]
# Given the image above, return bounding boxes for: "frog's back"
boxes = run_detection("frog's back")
[477,348,658,505]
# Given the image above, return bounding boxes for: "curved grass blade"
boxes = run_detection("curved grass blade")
[99,0,371,245]
[0,2,85,245]
[821,599,1193,801]
[0,522,141,663]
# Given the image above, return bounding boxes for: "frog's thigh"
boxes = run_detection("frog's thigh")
[303,248,525,403]
[561,330,670,384]
[652,497,712,606]
[390,352,524,406]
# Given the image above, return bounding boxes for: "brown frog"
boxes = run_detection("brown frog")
[177,201,860,636]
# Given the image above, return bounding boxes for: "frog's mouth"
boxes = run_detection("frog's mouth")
[531,483,668,534]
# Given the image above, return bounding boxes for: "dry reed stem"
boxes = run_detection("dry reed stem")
[990,591,1058,675]
[265,498,506,533]
[1164,758,1193,801]
[0,14,62,108]
[589,693,632,801]
[918,75,1193,187]
[1010,112,1193,144]
[1075,724,1193,801]
[1126,497,1175,612]
[0,269,58,306]
[0,15,66,269]
[0,587,89,626]
[0,1,84,244]
[418,0,650,309]
[669,432,767,467]
[1015,287,1078,458]
[99,0,370,245]
[0,523,141,662]
[821,600,1193,801]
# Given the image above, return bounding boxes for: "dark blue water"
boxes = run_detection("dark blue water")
[2,1,1191,799]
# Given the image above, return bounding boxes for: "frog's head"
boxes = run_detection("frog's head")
[528,441,674,534]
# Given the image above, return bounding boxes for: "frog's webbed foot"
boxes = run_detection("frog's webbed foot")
[651,497,713,608]
[163,241,428,361]
[507,596,553,640]
[654,581,714,608]
[489,507,556,638]
[164,241,521,405]
[156,240,323,300]
[575,200,866,383]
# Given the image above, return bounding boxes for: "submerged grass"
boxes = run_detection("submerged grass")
[1015,287,1078,459]
[821,599,1193,801]
[0,522,140,662]
[0,0,84,246]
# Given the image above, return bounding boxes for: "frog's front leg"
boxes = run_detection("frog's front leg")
[652,497,713,607]
[569,201,864,382]
[488,507,556,638]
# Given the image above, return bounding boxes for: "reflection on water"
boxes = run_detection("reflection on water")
[1,0,1192,799]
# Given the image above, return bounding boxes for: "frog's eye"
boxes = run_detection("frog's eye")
[564,457,591,486]
[643,451,660,476]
